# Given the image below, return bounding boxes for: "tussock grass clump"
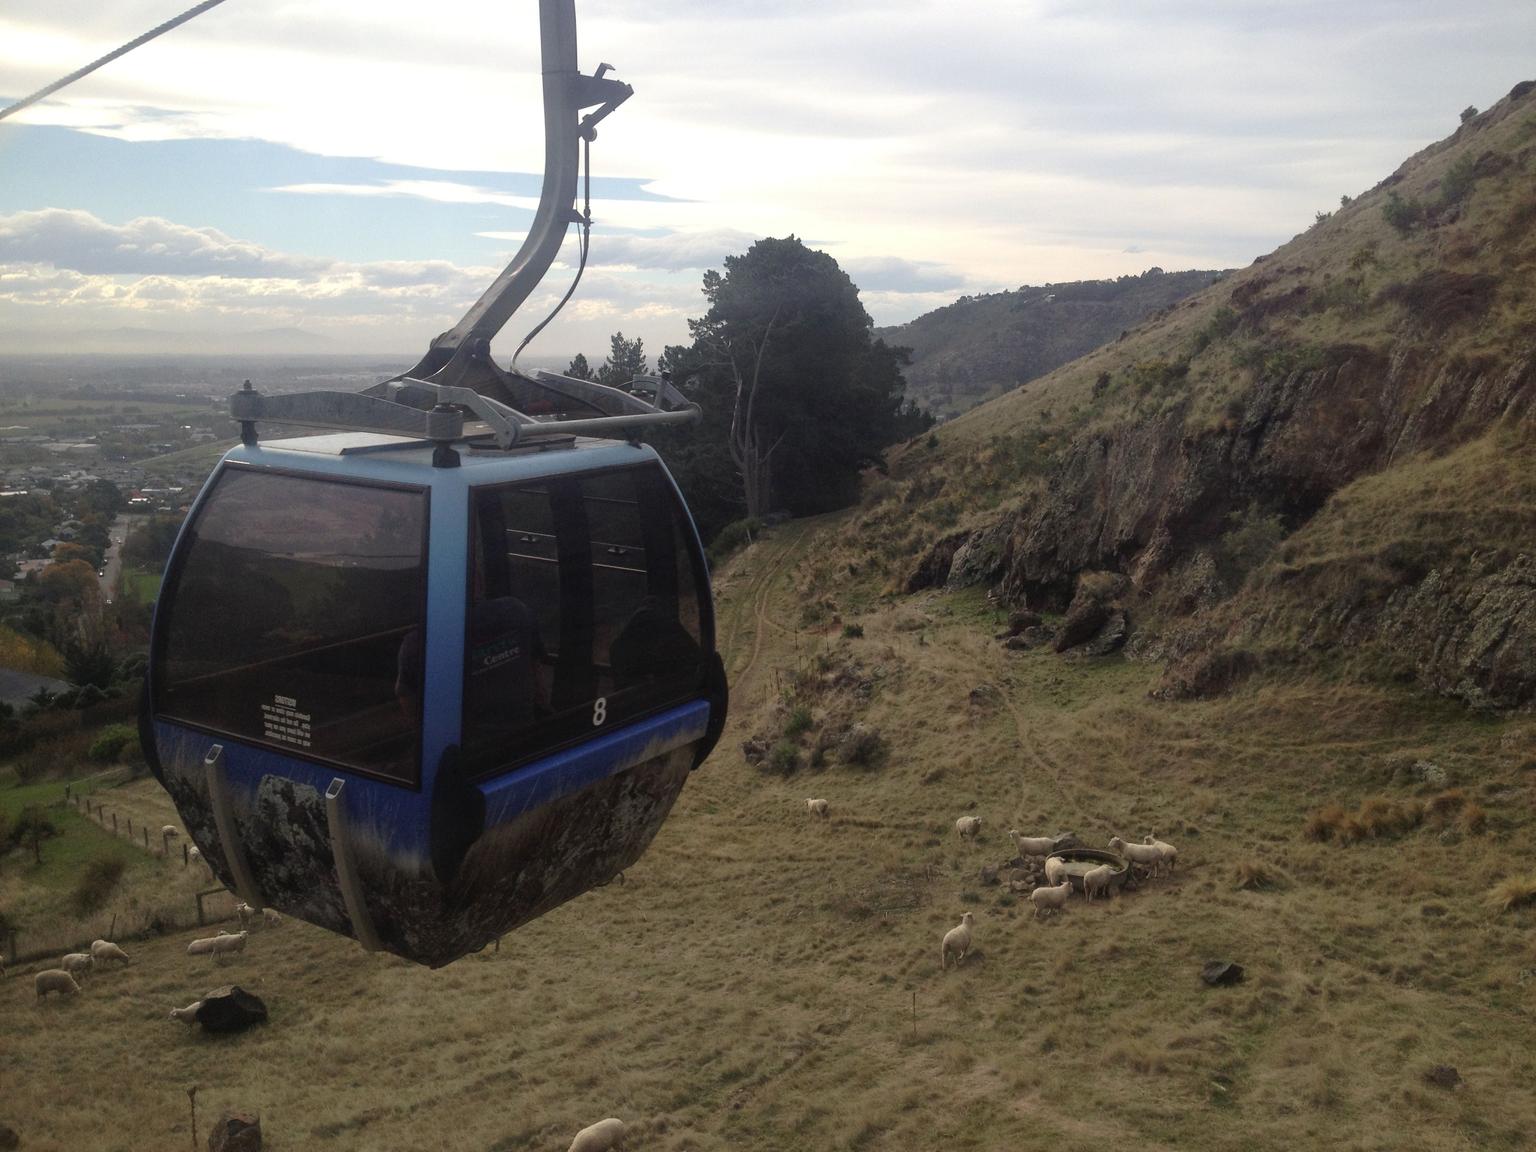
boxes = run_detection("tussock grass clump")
[1304,803,1349,841]
[1424,787,1467,827]
[70,857,127,915]
[1232,859,1288,891]
[1305,789,1484,844]
[1485,876,1536,914]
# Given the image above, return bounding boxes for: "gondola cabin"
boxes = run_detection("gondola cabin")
[144,416,727,966]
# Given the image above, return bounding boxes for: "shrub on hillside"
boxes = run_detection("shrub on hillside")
[1438,154,1479,207]
[767,740,800,776]
[13,725,95,784]
[4,710,86,781]
[87,723,137,763]
[838,723,886,768]
[70,857,127,916]
[708,516,765,564]
[1217,504,1287,588]
[1382,191,1424,235]
[8,806,58,848]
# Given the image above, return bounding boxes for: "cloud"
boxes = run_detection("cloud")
[839,256,966,294]
[273,180,542,211]
[0,209,327,277]
[580,229,759,273]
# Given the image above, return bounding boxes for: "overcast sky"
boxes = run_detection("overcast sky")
[1,0,1532,362]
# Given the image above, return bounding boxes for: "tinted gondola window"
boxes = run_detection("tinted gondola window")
[155,467,428,784]
[464,464,704,776]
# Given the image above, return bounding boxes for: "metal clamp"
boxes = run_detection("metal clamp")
[325,778,383,953]
[203,744,264,910]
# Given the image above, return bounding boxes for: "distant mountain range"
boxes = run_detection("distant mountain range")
[876,268,1227,418]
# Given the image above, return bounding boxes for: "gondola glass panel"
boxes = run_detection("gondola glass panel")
[462,464,704,780]
[155,467,427,784]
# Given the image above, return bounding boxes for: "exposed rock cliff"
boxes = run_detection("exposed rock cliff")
[900,80,1536,710]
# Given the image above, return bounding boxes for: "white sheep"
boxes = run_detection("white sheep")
[1109,836,1164,874]
[188,846,203,865]
[1082,863,1114,901]
[90,939,129,965]
[187,930,248,958]
[61,952,94,979]
[168,1000,204,1025]
[1043,855,1069,886]
[35,969,81,999]
[262,908,282,927]
[1029,879,1074,918]
[1007,830,1058,858]
[954,815,983,840]
[161,825,179,838]
[941,911,976,969]
[806,798,830,818]
[234,901,255,930]
[1144,833,1178,875]
[567,1117,627,1152]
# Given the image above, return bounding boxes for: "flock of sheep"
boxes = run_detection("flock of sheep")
[942,823,1178,967]
[805,800,1179,970]
[25,818,279,1015]
[31,938,131,999]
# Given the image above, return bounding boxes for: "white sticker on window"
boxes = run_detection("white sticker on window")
[261,694,313,749]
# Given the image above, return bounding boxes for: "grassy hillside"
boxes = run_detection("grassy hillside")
[4,521,1535,1151]
[875,81,1536,710]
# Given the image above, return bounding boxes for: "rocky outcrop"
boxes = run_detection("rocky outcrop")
[1374,553,1535,709]
[907,521,1011,593]
[1000,348,1535,609]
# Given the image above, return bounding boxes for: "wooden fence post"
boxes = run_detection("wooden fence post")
[143,827,150,849]
[112,813,118,834]
[182,843,189,867]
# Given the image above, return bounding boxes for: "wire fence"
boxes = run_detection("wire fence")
[3,781,241,968]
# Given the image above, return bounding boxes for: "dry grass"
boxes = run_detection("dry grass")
[1231,858,1288,891]
[1485,875,1536,914]
[1304,788,1487,844]
[4,515,1535,1152]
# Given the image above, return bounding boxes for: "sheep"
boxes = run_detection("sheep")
[262,908,282,927]
[940,911,976,969]
[1007,830,1058,858]
[567,1118,627,1152]
[35,969,81,999]
[1144,833,1178,875]
[1109,836,1164,875]
[1028,879,1074,918]
[234,902,255,930]
[1082,863,1114,902]
[187,930,248,958]
[90,939,130,965]
[161,825,179,838]
[1043,855,1069,886]
[954,815,983,840]
[806,798,830,818]
[168,1000,204,1025]
[61,952,94,979]
[188,846,203,865]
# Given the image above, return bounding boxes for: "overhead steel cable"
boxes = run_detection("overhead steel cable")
[0,0,232,123]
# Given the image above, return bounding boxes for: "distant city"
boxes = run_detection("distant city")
[0,351,571,594]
